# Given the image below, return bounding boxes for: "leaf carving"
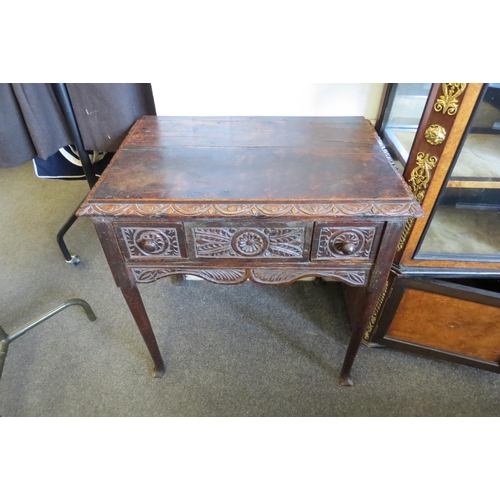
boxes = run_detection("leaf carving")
[192,226,306,258]
[79,202,423,218]
[250,269,367,285]
[132,268,247,284]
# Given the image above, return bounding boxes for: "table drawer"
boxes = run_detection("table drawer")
[114,223,187,261]
[311,222,383,261]
[114,221,383,264]
[185,221,313,261]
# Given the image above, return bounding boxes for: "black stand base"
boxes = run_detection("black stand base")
[56,200,86,265]
[0,299,96,382]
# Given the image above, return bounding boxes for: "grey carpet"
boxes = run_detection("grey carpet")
[1,161,500,417]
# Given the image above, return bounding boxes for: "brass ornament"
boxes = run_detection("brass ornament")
[434,83,467,115]
[424,124,447,146]
[409,152,438,203]
[364,280,390,339]
[396,152,438,251]
[397,218,415,252]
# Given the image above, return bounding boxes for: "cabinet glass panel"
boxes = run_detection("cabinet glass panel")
[379,83,432,171]
[416,83,500,262]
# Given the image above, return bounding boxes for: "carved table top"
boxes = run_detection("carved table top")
[77,116,422,220]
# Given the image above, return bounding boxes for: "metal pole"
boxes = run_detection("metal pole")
[51,83,98,189]
[51,83,98,263]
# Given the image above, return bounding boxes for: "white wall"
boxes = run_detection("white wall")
[151,83,385,123]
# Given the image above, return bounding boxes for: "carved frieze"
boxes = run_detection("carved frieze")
[132,268,174,283]
[131,267,368,286]
[78,201,424,219]
[192,226,306,258]
[132,268,247,284]
[250,269,368,286]
[121,227,181,258]
[316,227,376,260]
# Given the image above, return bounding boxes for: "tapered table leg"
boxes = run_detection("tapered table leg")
[339,221,405,386]
[339,286,385,386]
[121,284,165,378]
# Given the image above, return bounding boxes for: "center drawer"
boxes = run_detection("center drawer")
[184,221,313,262]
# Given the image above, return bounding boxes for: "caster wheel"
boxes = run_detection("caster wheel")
[66,255,82,266]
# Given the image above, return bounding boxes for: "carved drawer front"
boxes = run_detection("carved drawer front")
[115,224,187,261]
[185,222,312,261]
[311,223,381,261]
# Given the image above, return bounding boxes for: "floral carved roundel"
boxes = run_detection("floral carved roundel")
[231,230,269,257]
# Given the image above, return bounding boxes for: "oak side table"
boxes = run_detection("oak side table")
[77,116,423,385]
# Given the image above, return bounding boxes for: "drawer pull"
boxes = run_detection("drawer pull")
[339,242,357,255]
[137,235,161,253]
[313,226,377,260]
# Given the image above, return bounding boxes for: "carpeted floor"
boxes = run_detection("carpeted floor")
[1,161,500,417]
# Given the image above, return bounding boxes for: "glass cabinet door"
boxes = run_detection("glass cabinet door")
[378,83,432,171]
[415,83,500,262]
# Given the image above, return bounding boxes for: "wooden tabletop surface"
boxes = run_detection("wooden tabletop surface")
[82,116,417,207]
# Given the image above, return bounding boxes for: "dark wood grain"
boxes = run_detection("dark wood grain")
[339,220,405,385]
[79,116,422,384]
[121,283,165,378]
[80,116,416,207]
[93,221,166,376]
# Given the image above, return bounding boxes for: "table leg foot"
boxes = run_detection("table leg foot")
[121,284,165,379]
[339,285,385,386]
[339,375,354,387]
[152,365,165,378]
[339,337,361,387]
